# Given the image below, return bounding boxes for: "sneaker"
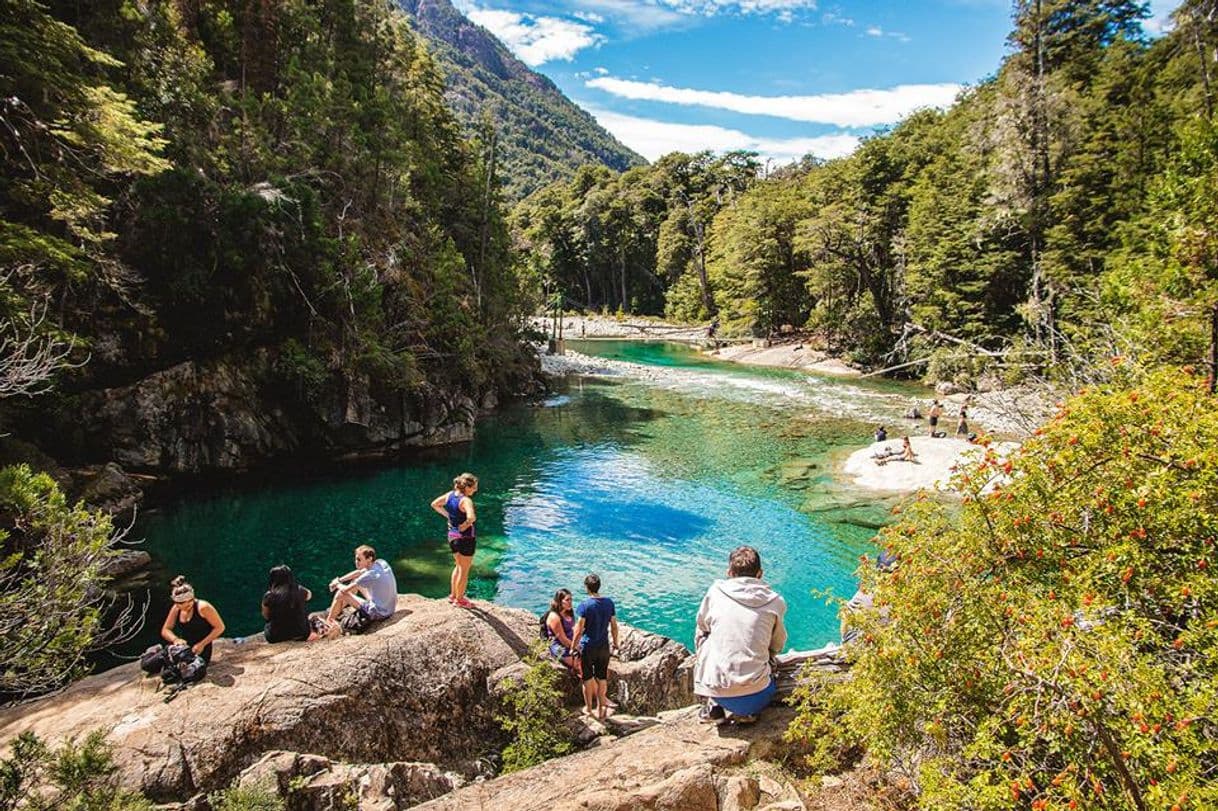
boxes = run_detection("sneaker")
[698,703,726,724]
[726,713,757,725]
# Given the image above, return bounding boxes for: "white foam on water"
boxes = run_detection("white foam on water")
[546,349,914,425]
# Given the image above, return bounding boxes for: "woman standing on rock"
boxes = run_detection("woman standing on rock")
[161,575,225,663]
[431,473,478,608]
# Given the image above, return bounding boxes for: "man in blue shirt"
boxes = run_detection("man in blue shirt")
[570,573,619,720]
[325,544,398,624]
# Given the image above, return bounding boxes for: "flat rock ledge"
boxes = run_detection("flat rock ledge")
[415,705,810,811]
[0,595,693,804]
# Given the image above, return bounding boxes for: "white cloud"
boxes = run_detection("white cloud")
[863,25,909,41]
[655,0,817,16]
[586,77,961,127]
[515,0,818,31]
[568,1,687,30]
[594,66,610,75]
[1145,0,1181,35]
[458,5,605,65]
[588,107,860,163]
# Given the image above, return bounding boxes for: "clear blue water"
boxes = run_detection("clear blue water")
[130,341,921,652]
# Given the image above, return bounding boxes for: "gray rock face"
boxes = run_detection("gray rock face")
[71,356,485,474]
[99,549,152,579]
[74,462,145,517]
[0,596,695,803]
[80,359,292,472]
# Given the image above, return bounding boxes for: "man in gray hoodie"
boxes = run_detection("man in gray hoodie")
[693,546,788,724]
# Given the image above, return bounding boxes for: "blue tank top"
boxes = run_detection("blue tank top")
[445,492,475,539]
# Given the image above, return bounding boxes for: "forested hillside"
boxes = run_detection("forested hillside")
[0,0,538,474]
[516,0,1218,383]
[397,0,645,200]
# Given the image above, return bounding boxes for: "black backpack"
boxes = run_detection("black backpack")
[161,645,206,685]
[339,605,373,635]
[539,612,551,642]
[140,644,168,675]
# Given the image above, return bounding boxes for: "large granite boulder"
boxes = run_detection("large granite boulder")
[0,596,694,803]
[232,750,466,810]
[489,623,694,715]
[414,705,810,811]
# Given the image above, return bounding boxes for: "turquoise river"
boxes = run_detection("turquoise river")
[131,340,926,653]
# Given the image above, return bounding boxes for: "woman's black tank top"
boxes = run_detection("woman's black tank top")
[175,604,215,663]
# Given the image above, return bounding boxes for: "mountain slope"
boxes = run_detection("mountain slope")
[398,0,645,199]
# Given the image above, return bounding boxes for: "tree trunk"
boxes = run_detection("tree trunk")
[619,250,628,313]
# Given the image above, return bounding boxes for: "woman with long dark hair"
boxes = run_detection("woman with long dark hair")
[261,564,313,643]
[543,587,581,675]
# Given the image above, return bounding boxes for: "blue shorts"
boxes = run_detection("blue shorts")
[713,678,776,716]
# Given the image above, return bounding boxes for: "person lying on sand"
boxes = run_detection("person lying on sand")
[876,436,918,466]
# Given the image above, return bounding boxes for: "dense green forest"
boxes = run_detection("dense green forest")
[515,0,1218,382]
[0,0,537,695]
[397,0,645,200]
[0,0,536,467]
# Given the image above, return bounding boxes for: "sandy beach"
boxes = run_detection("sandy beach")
[842,436,1021,493]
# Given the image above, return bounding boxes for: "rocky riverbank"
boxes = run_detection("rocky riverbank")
[0,595,694,805]
[0,593,856,810]
[538,316,1051,439]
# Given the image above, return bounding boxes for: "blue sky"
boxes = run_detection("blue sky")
[451,0,1182,164]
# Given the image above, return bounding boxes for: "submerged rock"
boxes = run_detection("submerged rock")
[0,596,694,803]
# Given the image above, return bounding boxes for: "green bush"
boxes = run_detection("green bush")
[209,781,285,811]
[788,368,1218,809]
[0,465,128,700]
[0,731,152,811]
[496,643,574,773]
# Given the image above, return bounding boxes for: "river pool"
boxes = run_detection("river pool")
[131,340,924,652]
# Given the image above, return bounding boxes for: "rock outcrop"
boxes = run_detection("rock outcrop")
[490,623,694,714]
[414,705,810,811]
[233,750,466,810]
[59,355,488,474]
[0,596,693,803]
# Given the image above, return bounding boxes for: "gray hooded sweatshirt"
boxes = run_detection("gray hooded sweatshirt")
[692,577,788,698]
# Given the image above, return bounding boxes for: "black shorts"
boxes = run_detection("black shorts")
[449,536,476,557]
[929,416,939,427]
[581,643,610,681]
